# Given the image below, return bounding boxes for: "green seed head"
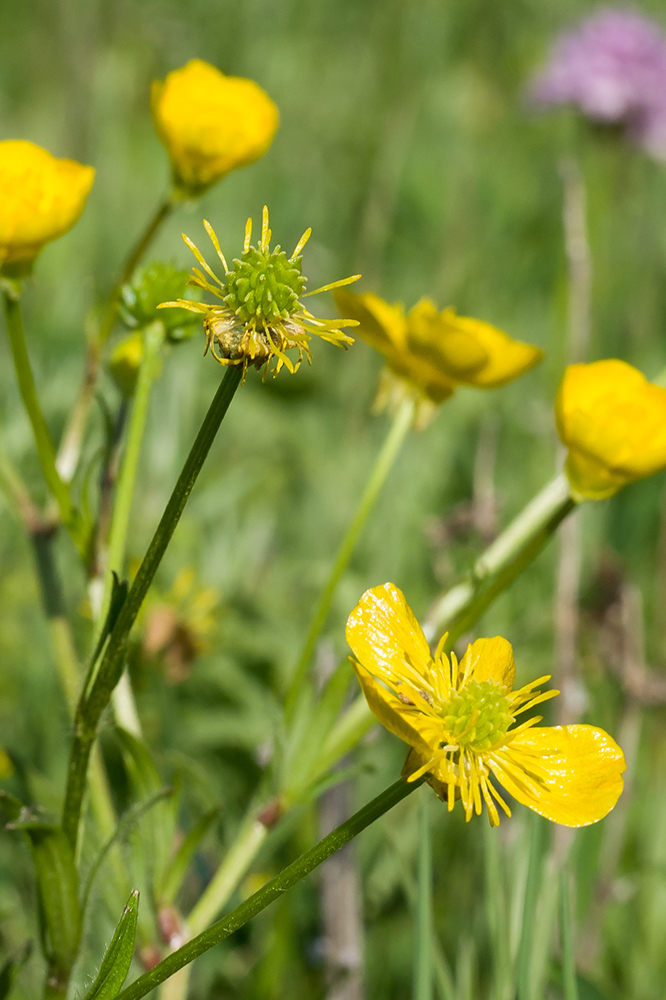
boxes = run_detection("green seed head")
[442,680,512,752]
[223,246,306,326]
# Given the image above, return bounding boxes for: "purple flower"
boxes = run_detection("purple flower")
[530,8,666,159]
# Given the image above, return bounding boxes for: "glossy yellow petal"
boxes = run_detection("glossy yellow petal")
[457,636,516,691]
[556,360,666,499]
[407,299,488,379]
[345,582,434,699]
[0,140,94,272]
[352,661,440,758]
[440,308,544,388]
[488,724,625,827]
[152,60,279,194]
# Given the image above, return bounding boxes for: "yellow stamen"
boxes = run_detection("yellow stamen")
[291,227,312,260]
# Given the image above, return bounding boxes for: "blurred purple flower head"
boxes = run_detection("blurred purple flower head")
[530,8,666,159]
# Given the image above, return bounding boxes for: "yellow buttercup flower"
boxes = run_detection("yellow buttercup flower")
[346,583,625,827]
[159,206,359,379]
[335,289,543,417]
[556,359,666,500]
[151,59,279,195]
[0,140,94,275]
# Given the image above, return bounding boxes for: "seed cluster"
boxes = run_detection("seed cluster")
[224,246,306,326]
[441,679,512,751]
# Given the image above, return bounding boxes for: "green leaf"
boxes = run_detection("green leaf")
[0,942,32,1000]
[83,891,139,1000]
[0,789,23,823]
[158,805,221,905]
[9,818,81,976]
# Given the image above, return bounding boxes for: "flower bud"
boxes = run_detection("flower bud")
[109,333,144,397]
[151,60,279,195]
[556,359,666,499]
[0,140,94,276]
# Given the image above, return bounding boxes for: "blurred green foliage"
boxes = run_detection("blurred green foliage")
[3,1,666,999]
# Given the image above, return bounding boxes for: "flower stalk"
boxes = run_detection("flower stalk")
[116,778,420,1000]
[423,472,576,646]
[2,288,82,547]
[286,395,415,717]
[62,365,243,851]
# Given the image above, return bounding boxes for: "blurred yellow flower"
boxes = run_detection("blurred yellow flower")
[556,359,666,500]
[0,140,94,275]
[142,567,219,683]
[109,332,144,397]
[335,289,543,418]
[151,59,279,195]
[346,582,625,827]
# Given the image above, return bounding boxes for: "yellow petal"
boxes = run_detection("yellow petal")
[346,582,434,696]
[407,299,488,379]
[458,636,516,691]
[0,140,94,272]
[440,308,544,388]
[334,287,407,353]
[152,60,279,194]
[488,724,625,827]
[352,661,439,758]
[556,360,666,499]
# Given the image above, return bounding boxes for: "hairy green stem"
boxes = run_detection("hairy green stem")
[423,473,576,646]
[57,196,175,484]
[286,397,415,718]
[2,290,80,545]
[117,778,420,1000]
[62,366,243,852]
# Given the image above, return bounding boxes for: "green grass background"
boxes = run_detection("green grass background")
[2,1,666,998]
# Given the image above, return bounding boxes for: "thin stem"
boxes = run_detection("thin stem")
[286,397,414,717]
[62,366,243,852]
[517,813,547,1000]
[57,196,175,484]
[98,321,165,735]
[187,819,268,936]
[423,473,576,646]
[559,868,579,1000]
[116,778,420,1000]
[415,790,433,1000]
[2,290,80,544]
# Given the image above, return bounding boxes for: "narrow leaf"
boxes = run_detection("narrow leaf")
[84,891,139,1000]
[0,942,32,1000]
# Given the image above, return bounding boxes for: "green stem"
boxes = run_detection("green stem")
[559,868,579,1000]
[62,366,243,852]
[56,196,175,484]
[116,778,420,1000]
[187,818,268,936]
[98,321,165,735]
[2,290,80,544]
[286,397,414,717]
[517,813,547,1000]
[423,473,576,647]
[415,791,433,1000]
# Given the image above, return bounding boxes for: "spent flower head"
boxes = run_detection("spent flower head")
[556,358,666,500]
[530,8,666,160]
[0,140,94,277]
[347,583,625,826]
[336,288,543,426]
[152,60,279,196]
[159,206,360,379]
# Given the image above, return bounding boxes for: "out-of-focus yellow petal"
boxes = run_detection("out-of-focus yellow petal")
[407,299,488,379]
[352,661,440,757]
[0,140,94,273]
[458,636,516,691]
[489,724,625,827]
[152,60,279,194]
[346,582,434,696]
[556,359,666,499]
[334,287,407,353]
[440,309,544,388]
